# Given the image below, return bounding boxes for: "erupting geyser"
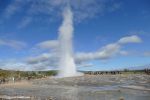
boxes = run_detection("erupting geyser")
[58,6,82,77]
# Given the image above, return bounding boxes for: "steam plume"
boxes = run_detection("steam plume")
[58,6,81,77]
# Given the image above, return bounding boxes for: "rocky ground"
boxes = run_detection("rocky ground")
[0,74,150,100]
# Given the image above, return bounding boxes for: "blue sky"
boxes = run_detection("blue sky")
[0,0,150,71]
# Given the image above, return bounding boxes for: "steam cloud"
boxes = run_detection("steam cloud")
[58,5,82,77]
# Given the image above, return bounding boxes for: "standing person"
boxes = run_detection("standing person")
[12,77,15,83]
[2,78,5,84]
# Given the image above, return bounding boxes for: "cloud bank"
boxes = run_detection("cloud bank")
[0,39,27,50]
[76,35,142,63]
[36,40,59,50]
[0,35,142,71]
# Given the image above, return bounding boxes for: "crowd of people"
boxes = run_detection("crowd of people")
[85,69,150,75]
[0,78,7,84]
[145,68,150,75]
[85,71,122,75]
[0,77,32,84]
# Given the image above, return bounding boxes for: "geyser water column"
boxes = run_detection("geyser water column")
[58,6,81,77]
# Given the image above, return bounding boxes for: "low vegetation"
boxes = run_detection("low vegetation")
[0,68,149,84]
[0,69,58,80]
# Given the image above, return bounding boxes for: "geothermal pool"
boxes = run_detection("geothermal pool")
[0,74,150,100]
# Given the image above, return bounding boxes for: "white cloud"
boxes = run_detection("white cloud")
[3,0,24,19]
[36,40,59,49]
[0,39,27,50]
[25,35,134,70]
[75,35,142,63]
[0,52,59,71]
[75,43,121,63]
[0,35,142,71]
[2,0,121,27]
[1,62,28,71]
[26,53,58,64]
[0,59,57,71]
[118,35,142,44]
[24,52,59,70]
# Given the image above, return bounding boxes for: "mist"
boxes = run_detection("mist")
[58,6,82,77]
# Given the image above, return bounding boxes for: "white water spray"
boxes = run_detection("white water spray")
[58,6,82,77]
